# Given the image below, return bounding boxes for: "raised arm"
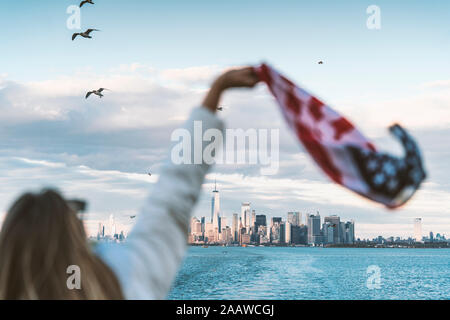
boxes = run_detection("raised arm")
[96,67,259,300]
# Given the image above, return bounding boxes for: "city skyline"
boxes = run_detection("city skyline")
[187,184,447,245]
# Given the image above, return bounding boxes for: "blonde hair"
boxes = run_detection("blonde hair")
[0,189,123,299]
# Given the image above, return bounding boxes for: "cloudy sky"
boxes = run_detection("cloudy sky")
[0,0,449,238]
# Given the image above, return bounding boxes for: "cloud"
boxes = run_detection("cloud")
[1,65,449,239]
[160,65,223,85]
[332,91,450,138]
[420,79,450,90]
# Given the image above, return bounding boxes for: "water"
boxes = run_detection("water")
[168,247,450,300]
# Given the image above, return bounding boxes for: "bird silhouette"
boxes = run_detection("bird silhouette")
[318,61,324,65]
[86,88,109,99]
[79,0,94,7]
[72,29,100,41]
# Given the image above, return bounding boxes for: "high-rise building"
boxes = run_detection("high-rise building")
[414,218,422,242]
[190,217,202,242]
[221,217,228,229]
[201,217,205,233]
[251,210,256,230]
[241,203,251,230]
[253,215,267,243]
[345,220,355,244]
[239,217,243,243]
[271,217,282,227]
[288,212,301,226]
[324,215,341,244]
[211,182,221,233]
[231,213,239,242]
[307,212,322,245]
[255,215,267,230]
[339,222,346,244]
[280,222,286,244]
[285,221,292,244]
[220,227,232,244]
[97,222,103,239]
[241,233,251,245]
[257,225,269,244]
[291,225,308,244]
[323,222,334,244]
[270,217,283,243]
[205,222,215,243]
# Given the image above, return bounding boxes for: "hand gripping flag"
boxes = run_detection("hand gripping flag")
[254,63,426,209]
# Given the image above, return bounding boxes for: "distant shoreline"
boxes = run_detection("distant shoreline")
[189,243,450,249]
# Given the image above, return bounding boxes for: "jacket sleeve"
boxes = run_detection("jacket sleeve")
[96,106,224,300]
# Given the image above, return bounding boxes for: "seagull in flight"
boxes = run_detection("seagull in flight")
[72,29,100,41]
[79,0,94,7]
[86,88,109,99]
[217,105,228,111]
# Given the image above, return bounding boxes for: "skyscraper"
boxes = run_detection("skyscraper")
[291,225,307,244]
[241,203,251,230]
[323,222,334,244]
[271,217,282,227]
[251,210,256,230]
[285,221,292,244]
[231,213,239,242]
[345,220,355,244]
[221,217,228,229]
[280,222,286,244]
[287,212,301,226]
[255,215,267,230]
[270,217,282,243]
[190,217,202,240]
[254,215,267,243]
[97,222,103,239]
[211,181,220,233]
[339,222,346,244]
[414,218,422,242]
[201,217,205,233]
[307,212,322,245]
[324,215,341,244]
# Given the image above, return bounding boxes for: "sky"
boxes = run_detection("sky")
[0,0,449,238]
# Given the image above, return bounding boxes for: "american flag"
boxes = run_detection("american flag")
[255,63,426,208]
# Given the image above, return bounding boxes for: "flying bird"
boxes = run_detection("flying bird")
[72,29,100,41]
[217,105,228,111]
[86,88,109,99]
[318,61,324,65]
[79,0,94,7]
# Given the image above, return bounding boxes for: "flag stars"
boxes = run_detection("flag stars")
[387,179,399,191]
[367,159,379,171]
[410,169,424,184]
[373,173,386,186]
[382,161,396,176]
